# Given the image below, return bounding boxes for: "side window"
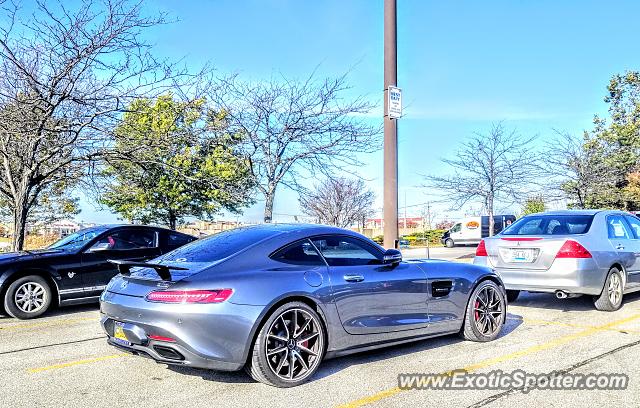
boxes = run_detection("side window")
[311,236,382,266]
[624,216,640,239]
[607,215,632,240]
[89,229,157,251]
[451,224,461,233]
[271,240,325,266]
[167,232,194,249]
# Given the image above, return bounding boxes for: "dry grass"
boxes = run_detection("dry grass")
[24,235,59,250]
[0,234,60,251]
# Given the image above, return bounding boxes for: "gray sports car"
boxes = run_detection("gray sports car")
[100,224,506,387]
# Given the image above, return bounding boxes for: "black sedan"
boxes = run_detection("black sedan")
[0,225,195,319]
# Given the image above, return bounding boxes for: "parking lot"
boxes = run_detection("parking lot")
[1,255,639,408]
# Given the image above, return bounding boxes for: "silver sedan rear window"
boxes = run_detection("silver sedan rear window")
[501,215,594,235]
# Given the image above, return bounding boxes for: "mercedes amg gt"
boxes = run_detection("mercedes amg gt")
[100,224,506,387]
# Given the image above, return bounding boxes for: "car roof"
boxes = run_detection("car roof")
[526,209,637,217]
[528,209,602,216]
[87,223,353,234]
[79,224,192,234]
[229,223,355,235]
[214,224,378,248]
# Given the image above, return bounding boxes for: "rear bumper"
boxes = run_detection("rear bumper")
[99,290,265,371]
[473,256,607,295]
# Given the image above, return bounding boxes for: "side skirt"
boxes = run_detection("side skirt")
[59,296,101,306]
[324,329,461,360]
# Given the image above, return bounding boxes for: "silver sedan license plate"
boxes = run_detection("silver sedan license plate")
[510,248,536,263]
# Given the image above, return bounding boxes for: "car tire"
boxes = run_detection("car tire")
[246,302,326,387]
[593,267,624,312]
[506,290,520,303]
[4,275,52,320]
[460,280,506,342]
[445,239,455,248]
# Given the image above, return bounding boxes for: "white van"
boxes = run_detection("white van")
[440,215,515,248]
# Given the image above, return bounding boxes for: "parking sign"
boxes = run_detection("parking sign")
[388,86,402,119]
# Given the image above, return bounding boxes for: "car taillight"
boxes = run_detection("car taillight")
[148,334,176,342]
[556,240,592,259]
[146,289,233,303]
[476,240,488,257]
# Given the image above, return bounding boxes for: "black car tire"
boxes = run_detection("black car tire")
[445,238,455,248]
[461,280,506,342]
[246,301,325,387]
[593,267,624,312]
[506,290,520,303]
[4,275,52,319]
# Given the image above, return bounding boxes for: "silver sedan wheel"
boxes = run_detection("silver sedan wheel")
[608,272,622,306]
[14,282,47,313]
[265,308,323,381]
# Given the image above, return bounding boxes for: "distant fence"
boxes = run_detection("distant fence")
[353,228,433,239]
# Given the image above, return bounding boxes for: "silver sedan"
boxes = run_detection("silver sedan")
[474,210,640,311]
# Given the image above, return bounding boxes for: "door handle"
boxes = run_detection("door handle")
[616,245,625,250]
[343,274,365,283]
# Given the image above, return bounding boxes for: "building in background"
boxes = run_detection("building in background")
[179,220,249,237]
[365,217,424,229]
[28,219,83,237]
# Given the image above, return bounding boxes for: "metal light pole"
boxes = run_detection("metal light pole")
[383,0,398,249]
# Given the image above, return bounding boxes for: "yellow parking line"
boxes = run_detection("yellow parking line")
[508,316,640,335]
[0,317,96,331]
[28,354,127,373]
[337,313,640,408]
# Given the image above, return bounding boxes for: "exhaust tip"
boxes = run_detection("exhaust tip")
[555,290,568,299]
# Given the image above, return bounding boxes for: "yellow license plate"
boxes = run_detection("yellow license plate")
[113,322,131,345]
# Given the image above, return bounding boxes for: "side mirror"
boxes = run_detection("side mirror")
[383,248,402,265]
[87,242,110,252]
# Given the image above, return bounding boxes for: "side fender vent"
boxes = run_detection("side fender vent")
[431,280,453,297]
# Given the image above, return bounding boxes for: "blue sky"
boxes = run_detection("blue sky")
[78,0,640,224]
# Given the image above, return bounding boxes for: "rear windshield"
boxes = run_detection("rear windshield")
[156,227,280,263]
[501,214,594,236]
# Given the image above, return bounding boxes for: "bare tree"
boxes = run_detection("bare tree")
[210,72,381,223]
[419,203,437,230]
[425,123,541,236]
[543,131,616,209]
[0,0,184,250]
[299,177,375,228]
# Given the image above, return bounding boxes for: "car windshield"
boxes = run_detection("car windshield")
[48,227,105,250]
[501,214,594,236]
[156,227,281,263]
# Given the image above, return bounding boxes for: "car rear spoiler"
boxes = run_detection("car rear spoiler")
[108,260,188,281]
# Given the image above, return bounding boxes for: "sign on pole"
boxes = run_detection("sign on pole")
[387,86,402,119]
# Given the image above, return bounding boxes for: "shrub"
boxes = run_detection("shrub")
[401,230,446,246]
